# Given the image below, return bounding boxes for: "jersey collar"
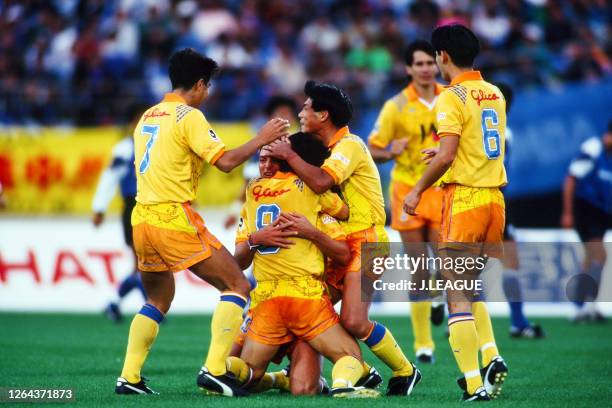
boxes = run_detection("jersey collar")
[404,83,445,100]
[328,126,350,147]
[162,93,187,103]
[271,171,293,179]
[450,70,483,86]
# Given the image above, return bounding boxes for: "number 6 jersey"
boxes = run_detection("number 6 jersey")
[436,71,507,188]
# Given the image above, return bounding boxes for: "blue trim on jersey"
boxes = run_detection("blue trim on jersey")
[220,294,247,309]
[448,312,473,318]
[364,322,386,347]
[139,303,164,323]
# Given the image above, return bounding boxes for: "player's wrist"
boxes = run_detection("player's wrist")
[247,233,261,249]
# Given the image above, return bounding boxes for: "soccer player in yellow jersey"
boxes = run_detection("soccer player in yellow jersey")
[269,81,421,396]
[115,48,290,396]
[230,132,378,398]
[368,40,445,364]
[403,25,508,401]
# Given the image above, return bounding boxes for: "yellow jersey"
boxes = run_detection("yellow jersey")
[134,93,226,205]
[368,83,445,186]
[321,126,386,235]
[436,71,507,188]
[235,172,346,303]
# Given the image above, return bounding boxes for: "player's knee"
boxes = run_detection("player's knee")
[340,315,371,338]
[228,275,251,298]
[291,380,319,395]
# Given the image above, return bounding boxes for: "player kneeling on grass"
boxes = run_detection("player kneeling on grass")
[222,133,379,398]
[228,144,381,395]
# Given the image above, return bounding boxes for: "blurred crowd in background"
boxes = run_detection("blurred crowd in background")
[0,0,610,125]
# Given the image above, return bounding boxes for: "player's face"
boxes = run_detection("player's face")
[407,50,437,86]
[259,150,281,178]
[299,98,321,133]
[435,51,450,82]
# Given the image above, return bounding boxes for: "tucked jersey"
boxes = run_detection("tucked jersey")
[134,93,226,205]
[322,127,386,235]
[368,83,444,186]
[569,137,612,214]
[436,71,507,188]
[235,172,345,285]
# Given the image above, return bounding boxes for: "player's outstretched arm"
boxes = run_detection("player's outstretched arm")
[267,140,335,194]
[215,118,290,173]
[279,213,351,266]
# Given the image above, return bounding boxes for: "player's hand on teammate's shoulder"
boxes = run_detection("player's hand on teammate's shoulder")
[390,138,409,157]
[257,118,291,145]
[421,147,439,164]
[92,212,105,227]
[278,212,316,239]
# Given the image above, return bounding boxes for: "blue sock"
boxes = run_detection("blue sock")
[503,272,529,329]
[118,274,141,299]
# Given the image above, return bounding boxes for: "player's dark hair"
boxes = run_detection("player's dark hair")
[496,83,513,112]
[278,132,330,172]
[431,24,480,68]
[168,48,219,90]
[264,95,298,118]
[304,80,353,128]
[403,40,435,66]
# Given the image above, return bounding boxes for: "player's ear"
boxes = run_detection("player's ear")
[405,65,412,77]
[317,110,329,123]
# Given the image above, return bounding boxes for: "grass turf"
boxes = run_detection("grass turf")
[0,313,611,407]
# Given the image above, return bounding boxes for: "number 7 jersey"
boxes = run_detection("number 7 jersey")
[133,93,226,205]
[436,71,507,188]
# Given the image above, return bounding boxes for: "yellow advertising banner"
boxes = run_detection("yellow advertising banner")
[0,124,254,214]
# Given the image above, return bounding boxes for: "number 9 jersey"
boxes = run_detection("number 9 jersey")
[436,71,507,188]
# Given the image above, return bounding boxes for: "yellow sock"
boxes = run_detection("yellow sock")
[361,361,371,379]
[205,293,247,376]
[120,304,163,383]
[331,356,362,388]
[411,302,434,353]
[250,373,276,393]
[225,356,251,385]
[365,322,414,377]
[448,314,483,394]
[270,370,290,392]
[472,302,499,366]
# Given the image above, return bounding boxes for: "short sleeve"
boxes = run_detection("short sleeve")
[368,101,398,149]
[569,137,601,178]
[317,213,346,241]
[318,191,346,218]
[183,109,226,164]
[436,90,464,137]
[321,139,361,184]
[235,205,250,244]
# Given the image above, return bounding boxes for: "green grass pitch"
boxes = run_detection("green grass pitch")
[1,313,611,407]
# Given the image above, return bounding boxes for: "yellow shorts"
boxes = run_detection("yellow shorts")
[247,296,339,346]
[390,181,443,231]
[439,184,505,257]
[325,225,389,291]
[132,202,222,272]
